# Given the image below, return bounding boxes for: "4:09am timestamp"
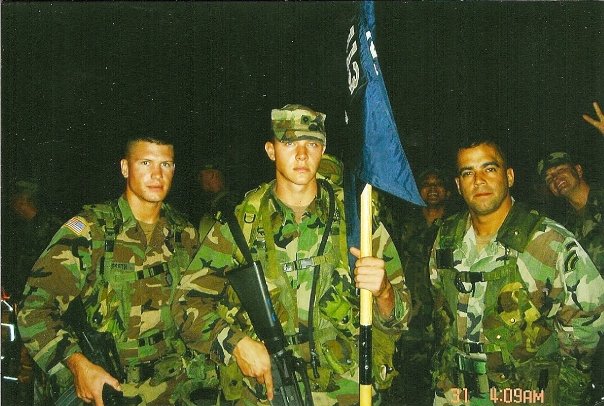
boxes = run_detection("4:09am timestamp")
[451,387,545,404]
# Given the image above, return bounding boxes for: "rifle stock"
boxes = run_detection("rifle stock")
[227,261,308,405]
[55,298,125,406]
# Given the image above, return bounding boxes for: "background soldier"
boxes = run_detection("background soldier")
[196,163,240,242]
[3,179,64,301]
[393,168,451,406]
[430,139,604,406]
[2,179,63,405]
[537,151,603,277]
[175,104,411,405]
[17,136,214,405]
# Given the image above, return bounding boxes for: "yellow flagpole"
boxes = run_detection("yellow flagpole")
[359,183,373,406]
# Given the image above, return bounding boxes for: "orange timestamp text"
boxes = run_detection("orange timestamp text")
[451,387,545,404]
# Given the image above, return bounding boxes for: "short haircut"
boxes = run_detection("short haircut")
[456,138,509,171]
[124,136,173,159]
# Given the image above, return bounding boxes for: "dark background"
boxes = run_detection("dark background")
[2,1,603,222]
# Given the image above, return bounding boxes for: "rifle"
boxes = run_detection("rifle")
[590,335,604,406]
[54,297,125,406]
[221,209,310,406]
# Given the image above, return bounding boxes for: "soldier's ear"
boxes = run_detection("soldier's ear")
[120,159,129,178]
[265,141,276,161]
[454,177,461,195]
[575,164,583,179]
[507,168,515,188]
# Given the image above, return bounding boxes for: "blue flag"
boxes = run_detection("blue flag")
[345,0,423,206]
[344,1,424,262]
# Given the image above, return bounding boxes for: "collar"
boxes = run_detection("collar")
[267,181,331,226]
[117,195,169,231]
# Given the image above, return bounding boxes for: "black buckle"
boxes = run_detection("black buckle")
[464,342,484,353]
[138,331,164,347]
[285,332,308,345]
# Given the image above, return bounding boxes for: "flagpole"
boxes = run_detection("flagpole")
[359,183,373,406]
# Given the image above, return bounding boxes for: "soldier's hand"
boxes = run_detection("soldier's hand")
[582,101,604,136]
[350,247,390,295]
[350,247,395,318]
[65,352,122,406]
[233,336,274,401]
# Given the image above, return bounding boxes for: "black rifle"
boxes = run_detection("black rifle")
[591,335,604,406]
[221,209,310,406]
[54,297,125,406]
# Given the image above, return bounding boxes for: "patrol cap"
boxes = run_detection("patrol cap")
[271,104,326,145]
[537,152,574,179]
[13,179,39,198]
[417,168,446,185]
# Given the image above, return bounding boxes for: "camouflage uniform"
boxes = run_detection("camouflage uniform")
[536,152,604,277]
[176,104,411,406]
[560,187,604,278]
[17,196,212,405]
[393,206,440,405]
[429,203,604,406]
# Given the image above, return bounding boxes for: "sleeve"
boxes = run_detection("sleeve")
[428,229,442,290]
[16,214,94,373]
[370,222,411,334]
[174,219,247,365]
[555,234,604,370]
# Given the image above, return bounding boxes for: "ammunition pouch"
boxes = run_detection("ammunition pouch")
[372,328,398,391]
[125,353,183,385]
[185,352,219,389]
[219,361,244,401]
[452,353,489,396]
[559,356,591,406]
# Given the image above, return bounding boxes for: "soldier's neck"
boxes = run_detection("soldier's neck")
[274,179,318,209]
[422,206,445,225]
[470,198,512,238]
[566,182,590,211]
[125,193,162,224]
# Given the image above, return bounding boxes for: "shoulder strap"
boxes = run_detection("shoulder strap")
[496,203,545,253]
[84,201,122,275]
[237,182,274,246]
[438,211,468,251]
[307,179,336,378]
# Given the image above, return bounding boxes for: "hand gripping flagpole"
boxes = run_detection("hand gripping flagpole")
[344,2,424,405]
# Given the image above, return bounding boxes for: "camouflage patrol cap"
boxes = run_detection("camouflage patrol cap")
[271,104,326,144]
[13,179,39,198]
[537,152,574,179]
[317,154,344,186]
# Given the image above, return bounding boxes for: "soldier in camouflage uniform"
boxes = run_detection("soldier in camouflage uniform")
[2,179,64,405]
[175,104,411,405]
[3,179,64,301]
[430,139,604,406]
[17,136,213,405]
[393,168,450,406]
[197,163,241,243]
[537,151,604,277]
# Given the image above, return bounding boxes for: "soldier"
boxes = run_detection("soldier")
[393,168,451,406]
[17,136,213,405]
[3,179,64,301]
[175,104,411,405]
[197,163,240,242]
[537,151,603,277]
[430,139,604,406]
[2,179,64,405]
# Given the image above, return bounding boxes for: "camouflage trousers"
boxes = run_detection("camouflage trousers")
[41,353,218,406]
[223,369,382,406]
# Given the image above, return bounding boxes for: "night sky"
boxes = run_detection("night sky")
[2,2,603,221]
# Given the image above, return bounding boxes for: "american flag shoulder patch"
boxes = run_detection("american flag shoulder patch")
[65,216,86,235]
